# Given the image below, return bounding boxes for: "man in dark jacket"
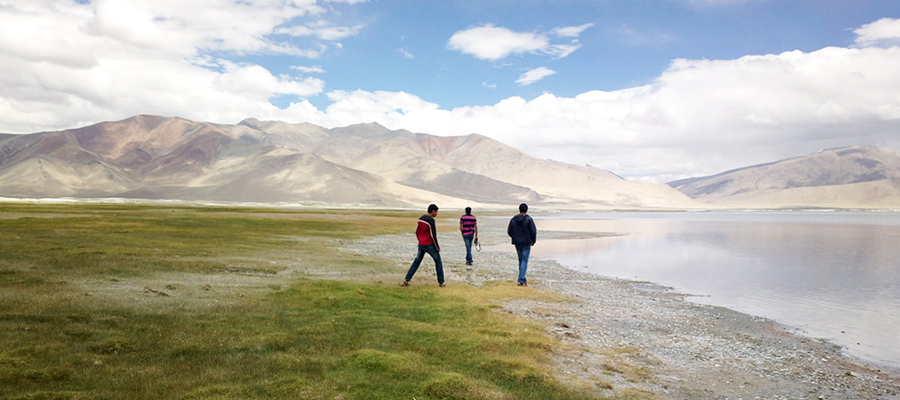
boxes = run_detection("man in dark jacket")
[507,203,537,286]
[402,204,445,287]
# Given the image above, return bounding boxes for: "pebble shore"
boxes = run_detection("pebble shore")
[340,217,900,400]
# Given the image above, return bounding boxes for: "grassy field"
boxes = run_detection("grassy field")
[0,203,607,399]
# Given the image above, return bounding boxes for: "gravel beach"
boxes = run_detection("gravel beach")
[340,216,900,400]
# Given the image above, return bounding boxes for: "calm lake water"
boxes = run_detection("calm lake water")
[531,211,900,370]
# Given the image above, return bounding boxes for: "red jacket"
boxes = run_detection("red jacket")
[416,214,439,249]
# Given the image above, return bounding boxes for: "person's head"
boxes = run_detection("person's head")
[465,207,472,215]
[518,203,528,214]
[427,203,439,216]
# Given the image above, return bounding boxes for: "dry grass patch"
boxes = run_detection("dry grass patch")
[0,203,610,400]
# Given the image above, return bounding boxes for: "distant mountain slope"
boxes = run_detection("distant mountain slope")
[669,146,900,209]
[0,115,703,209]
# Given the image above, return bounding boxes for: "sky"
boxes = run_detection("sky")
[2,0,900,183]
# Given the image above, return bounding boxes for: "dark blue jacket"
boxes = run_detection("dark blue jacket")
[507,214,536,246]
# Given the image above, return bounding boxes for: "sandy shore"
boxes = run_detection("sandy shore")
[339,217,900,399]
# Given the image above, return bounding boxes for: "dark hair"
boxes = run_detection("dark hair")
[427,204,439,213]
[518,203,528,213]
[465,207,472,215]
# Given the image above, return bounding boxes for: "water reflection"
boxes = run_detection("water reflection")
[533,212,900,369]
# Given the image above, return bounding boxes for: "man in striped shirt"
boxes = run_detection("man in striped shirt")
[402,204,445,287]
[459,207,478,265]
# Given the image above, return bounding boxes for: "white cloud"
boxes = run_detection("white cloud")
[447,25,548,61]
[553,23,594,38]
[303,39,900,182]
[215,62,325,99]
[0,0,345,133]
[292,65,326,74]
[277,21,364,41]
[447,23,590,61]
[516,67,557,86]
[854,18,900,47]
[399,48,415,59]
[82,0,322,56]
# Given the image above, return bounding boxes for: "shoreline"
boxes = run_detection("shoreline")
[502,256,900,399]
[341,220,900,399]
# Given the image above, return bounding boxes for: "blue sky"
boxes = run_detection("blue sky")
[282,0,893,110]
[249,0,896,110]
[2,0,900,182]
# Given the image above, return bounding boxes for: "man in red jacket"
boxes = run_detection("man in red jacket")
[402,204,445,287]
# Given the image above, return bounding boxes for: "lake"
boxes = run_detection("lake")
[531,211,900,370]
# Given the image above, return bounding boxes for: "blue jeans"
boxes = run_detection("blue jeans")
[515,244,531,284]
[405,244,444,283]
[462,234,474,263]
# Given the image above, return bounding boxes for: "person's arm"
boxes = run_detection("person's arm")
[529,217,537,245]
[430,218,440,251]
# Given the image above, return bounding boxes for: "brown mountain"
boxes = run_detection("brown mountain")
[669,146,900,209]
[0,115,703,209]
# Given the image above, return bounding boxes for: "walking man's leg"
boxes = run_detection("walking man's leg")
[425,245,445,285]
[404,245,427,283]
[515,244,530,285]
[463,234,474,264]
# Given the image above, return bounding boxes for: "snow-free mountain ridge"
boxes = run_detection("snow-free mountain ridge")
[0,115,702,209]
[668,146,900,209]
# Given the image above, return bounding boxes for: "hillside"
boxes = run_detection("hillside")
[669,146,900,209]
[0,115,702,210]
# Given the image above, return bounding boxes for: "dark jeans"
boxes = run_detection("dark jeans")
[462,234,474,263]
[515,244,531,284]
[405,244,444,283]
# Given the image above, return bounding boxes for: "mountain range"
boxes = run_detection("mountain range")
[0,115,702,210]
[668,146,900,209]
[1,115,898,210]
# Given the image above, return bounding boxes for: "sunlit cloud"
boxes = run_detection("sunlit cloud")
[515,67,557,86]
[447,25,548,61]
[553,23,594,38]
[854,17,900,47]
[276,21,364,41]
[302,35,900,182]
[0,0,344,133]
[291,65,327,74]
[447,23,590,61]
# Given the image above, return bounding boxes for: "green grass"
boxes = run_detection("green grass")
[0,203,603,399]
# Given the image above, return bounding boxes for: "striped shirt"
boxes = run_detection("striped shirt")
[459,214,477,236]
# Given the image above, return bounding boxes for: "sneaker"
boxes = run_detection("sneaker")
[466,261,472,265]
[517,282,528,287]
[400,281,410,287]
[439,283,446,288]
